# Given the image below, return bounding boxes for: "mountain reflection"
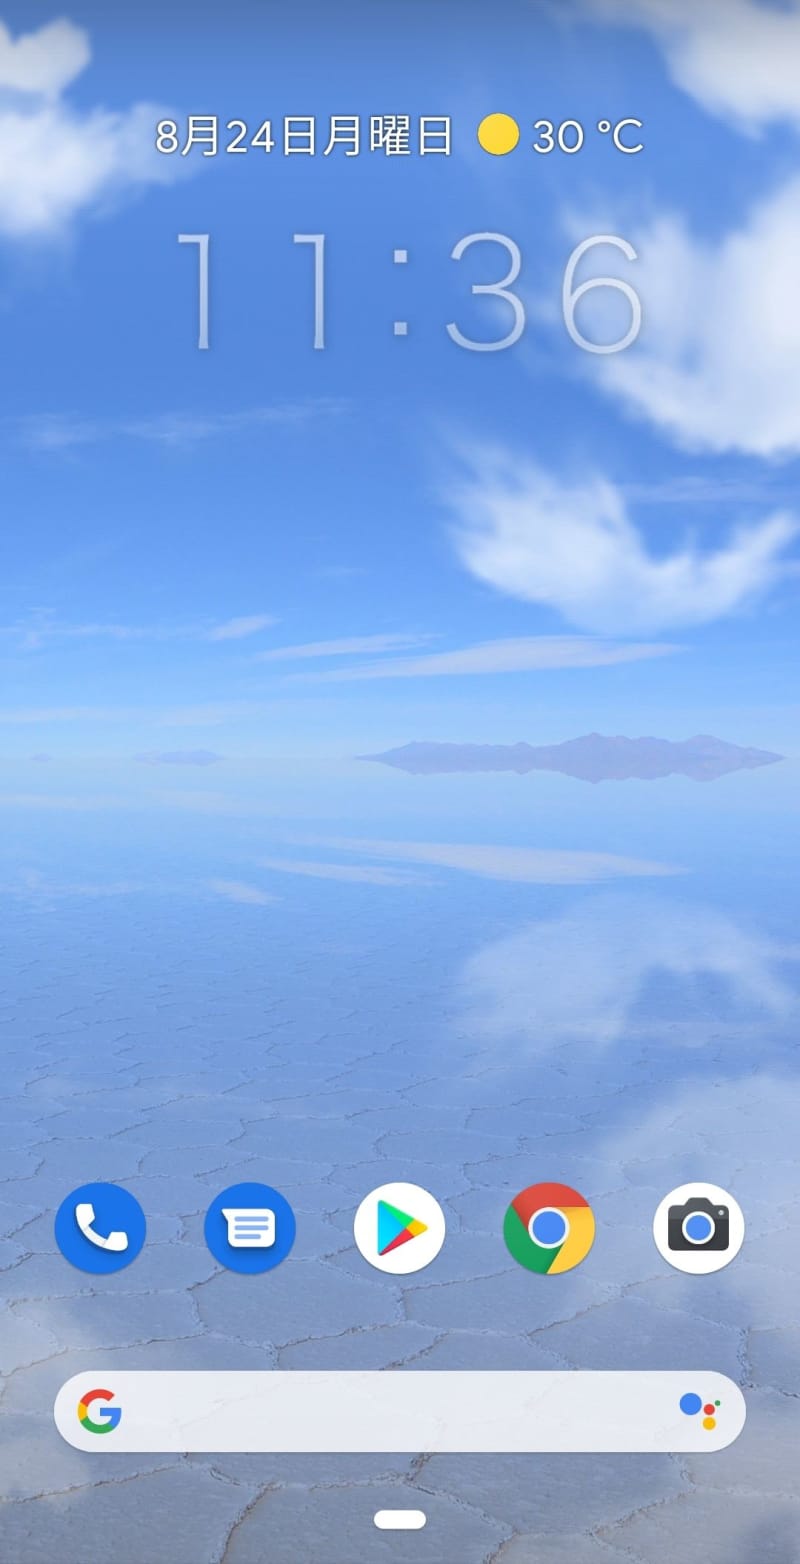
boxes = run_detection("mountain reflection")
[365,733,783,783]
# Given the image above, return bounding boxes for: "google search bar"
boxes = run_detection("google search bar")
[55,1371,745,1454]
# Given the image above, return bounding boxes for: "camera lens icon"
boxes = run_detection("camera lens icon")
[654,1183,744,1274]
[670,1197,729,1252]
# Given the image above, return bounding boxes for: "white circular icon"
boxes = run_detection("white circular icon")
[653,1182,744,1274]
[353,1182,446,1275]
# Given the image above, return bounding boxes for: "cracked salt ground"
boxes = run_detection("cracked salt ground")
[1,773,799,1562]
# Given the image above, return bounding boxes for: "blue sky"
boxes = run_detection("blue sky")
[1,0,799,763]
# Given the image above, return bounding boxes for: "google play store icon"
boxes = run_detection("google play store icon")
[378,1200,427,1256]
[354,1182,446,1274]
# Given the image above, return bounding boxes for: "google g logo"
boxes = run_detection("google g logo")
[77,1388,122,1434]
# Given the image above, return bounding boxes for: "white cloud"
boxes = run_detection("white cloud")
[448,448,796,633]
[259,857,429,886]
[207,879,276,906]
[291,635,679,679]
[583,0,800,132]
[1,613,276,652]
[207,615,276,642]
[0,705,124,724]
[0,18,88,96]
[135,750,222,767]
[458,893,797,1046]
[0,19,178,238]
[584,178,800,458]
[0,790,122,809]
[300,836,680,885]
[155,701,272,728]
[4,618,180,650]
[6,867,148,898]
[18,403,345,449]
[258,633,432,662]
[0,699,268,727]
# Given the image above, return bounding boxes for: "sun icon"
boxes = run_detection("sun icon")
[477,113,520,156]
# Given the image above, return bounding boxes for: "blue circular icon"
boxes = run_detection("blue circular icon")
[529,1207,569,1248]
[680,1393,703,1416]
[55,1182,146,1274]
[204,1182,296,1274]
[684,1212,714,1243]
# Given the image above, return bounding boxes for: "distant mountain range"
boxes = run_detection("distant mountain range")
[363,734,784,784]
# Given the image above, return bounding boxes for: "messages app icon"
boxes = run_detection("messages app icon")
[222,1208,275,1248]
[204,1183,295,1274]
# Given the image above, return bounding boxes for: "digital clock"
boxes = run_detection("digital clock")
[178,231,641,355]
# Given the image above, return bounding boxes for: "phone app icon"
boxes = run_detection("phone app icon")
[55,1183,146,1274]
[504,1182,595,1274]
[653,1182,744,1273]
[204,1182,296,1273]
[354,1182,446,1274]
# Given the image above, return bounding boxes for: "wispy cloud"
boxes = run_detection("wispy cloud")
[207,615,276,642]
[154,701,273,728]
[1,618,180,651]
[208,879,277,906]
[135,750,223,767]
[0,787,276,816]
[17,402,346,451]
[6,867,281,905]
[314,565,367,582]
[289,635,679,680]
[578,179,800,459]
[298,836,681,885]
[0,706,127,725]
[458,893,796,1046]
[448,448,797,633]
[259,857,429,886]
[620,475,796,508]
[257,632,433,663]
[0,791,124,809]
[1,613,277,653]
[581,0,800,133]
[0,18,179,238]
[0,700,276,728]
[5,868,150,899]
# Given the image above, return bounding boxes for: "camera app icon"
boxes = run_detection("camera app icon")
[653,1182,744,1274]
[668,1196,729,1252]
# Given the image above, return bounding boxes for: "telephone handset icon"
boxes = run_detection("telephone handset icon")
[56,1183,144,1272]
[75,1202,129,1253]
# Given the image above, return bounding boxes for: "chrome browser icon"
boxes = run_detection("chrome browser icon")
[504,1181,595,1274]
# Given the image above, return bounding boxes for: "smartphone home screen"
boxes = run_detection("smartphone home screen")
[1,2,798,1561]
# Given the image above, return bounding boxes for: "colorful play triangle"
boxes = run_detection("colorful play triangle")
[377,1199,428,1256]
